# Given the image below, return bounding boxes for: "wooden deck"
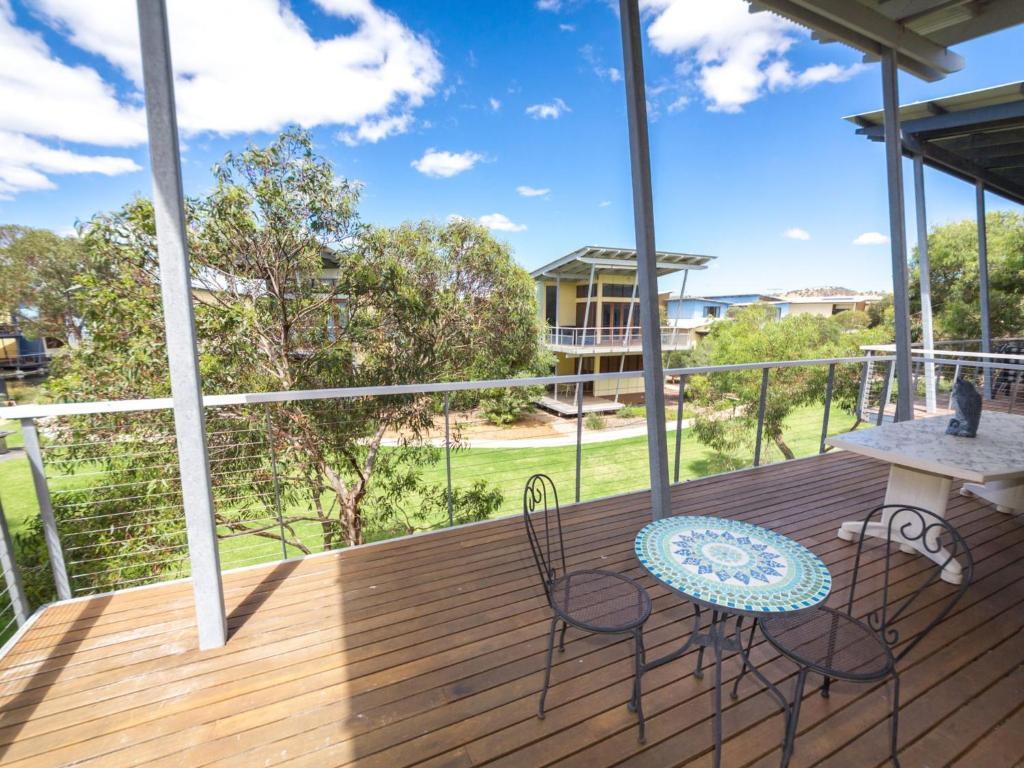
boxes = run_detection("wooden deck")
[1,451,1023,767]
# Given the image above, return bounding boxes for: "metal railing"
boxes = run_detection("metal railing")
[545,325,690,348]
[0,354,891,625]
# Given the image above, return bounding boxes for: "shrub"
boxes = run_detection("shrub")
[585,412,606,430]
[480,386,539,426]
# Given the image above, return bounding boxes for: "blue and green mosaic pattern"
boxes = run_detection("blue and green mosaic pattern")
[635,516,832,614]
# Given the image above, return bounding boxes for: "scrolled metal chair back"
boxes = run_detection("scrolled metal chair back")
[847,504,972,662]
[522,474,567,605]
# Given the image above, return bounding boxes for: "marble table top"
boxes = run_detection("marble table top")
[828,412,1024,483]
[635,516,831,615]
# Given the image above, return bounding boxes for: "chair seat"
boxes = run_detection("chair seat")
[550,569,652,633]
[760,606,895,681]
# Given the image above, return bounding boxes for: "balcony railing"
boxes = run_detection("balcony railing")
[5,349,1021,644]
[0,353,915,640]
[545,325,689,348]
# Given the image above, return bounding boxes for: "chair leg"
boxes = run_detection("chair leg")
[780,667,808,768]
[630,627,647,744]
[820,675,832,699]
[538,616,558,720]
[558,620,568,652]
[695,610,717,680]
[890,673,901,767]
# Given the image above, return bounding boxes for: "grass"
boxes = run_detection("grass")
[0,401,860,591]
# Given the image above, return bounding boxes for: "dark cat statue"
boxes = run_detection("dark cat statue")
[946,377,982,438]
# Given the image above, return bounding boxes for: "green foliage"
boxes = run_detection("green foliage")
[617,404,646,419]
[480,386,540,426]
[833,309,870,331]
[0,225,92,345]
[18,129,542,601]
[585,412,606,430]
[688,305,886,463]
[909,211,1024,340]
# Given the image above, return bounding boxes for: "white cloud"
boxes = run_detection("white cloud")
[559,23,576,32]
[0,131,140,199]
[0,0,442,196]
[668,95,690,113]
[853,231,890,246]
[489,97,502,111]
[479,213,526,232]
[536,0,561,10]
[338,113,414,146]
[783,227,811,241]
[517,185,550,197]
[599,200,611,207]
[641,0,865,113]
[581,45,622,82]
[526,98,570,120]
[411,148,483,178]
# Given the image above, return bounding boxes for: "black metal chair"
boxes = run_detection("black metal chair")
[522,473,653,741]
[759,505,972,768]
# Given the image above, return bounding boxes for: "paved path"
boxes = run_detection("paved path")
[382,419,691,449]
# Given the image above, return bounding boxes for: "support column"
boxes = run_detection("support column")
[880,49,914,422]
[614,271,641,402]
[912,155,936,413]
[137,0,226,649]
[575,264,597,401]
[976,181,992,398]
[619,0,671,520]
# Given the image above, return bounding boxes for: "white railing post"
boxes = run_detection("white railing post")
[137,0,226,649]
[0,497,29,626]
[20,418,70,600]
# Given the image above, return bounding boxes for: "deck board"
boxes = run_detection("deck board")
[1,451,1023,767]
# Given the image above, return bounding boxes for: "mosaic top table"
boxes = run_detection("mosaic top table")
[635,516,832,768]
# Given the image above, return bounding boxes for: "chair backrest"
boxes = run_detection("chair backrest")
[522,474,566,604]
[846,504,973,662]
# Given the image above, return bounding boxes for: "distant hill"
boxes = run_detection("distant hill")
[780,286,886,299]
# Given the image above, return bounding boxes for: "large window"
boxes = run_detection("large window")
[703,305,720,318]
[602,283,637,298]
[575,284,598,298]
[545,285,557,326]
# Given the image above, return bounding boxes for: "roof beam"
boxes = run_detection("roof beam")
[856,99,1024,139]
[903,134,1024,206]
[926,0,1024,45]
[749,0,964,79]
[577,257,708,270]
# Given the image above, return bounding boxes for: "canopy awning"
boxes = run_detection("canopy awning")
[747,0,1024,82]
[530,246,713,280]
[846,81,1024,206]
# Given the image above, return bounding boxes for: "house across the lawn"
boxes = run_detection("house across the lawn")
[531,246,713,411]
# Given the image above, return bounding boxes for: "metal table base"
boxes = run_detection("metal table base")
[639,604,790,768]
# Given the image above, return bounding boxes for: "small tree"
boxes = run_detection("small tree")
[688,305,887,462]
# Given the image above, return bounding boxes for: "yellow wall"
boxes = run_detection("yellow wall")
[786,302,835,317]
[0,338,16,361]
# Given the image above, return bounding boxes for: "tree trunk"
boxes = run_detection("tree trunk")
[772,432,796,461]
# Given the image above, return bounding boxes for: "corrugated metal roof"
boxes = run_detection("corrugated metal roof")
[746,0,1024,82]
[846,81,1024,206]
[530,246,714,279]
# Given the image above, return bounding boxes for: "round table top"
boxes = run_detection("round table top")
[635,516,831,615]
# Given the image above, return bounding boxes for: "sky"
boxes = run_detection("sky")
[1,0,1022,297]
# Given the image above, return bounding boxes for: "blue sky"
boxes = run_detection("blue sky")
[1,0,1022,297]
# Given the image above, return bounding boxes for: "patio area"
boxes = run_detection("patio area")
[1,449,1021,767]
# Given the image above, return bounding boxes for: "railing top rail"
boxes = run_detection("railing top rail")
[912,354,1024,372]
[0,355,889,420]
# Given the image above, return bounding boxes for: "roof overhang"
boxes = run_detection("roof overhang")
[746,0,1024,82]
[531,246,714,280]
[846,81,1024,206]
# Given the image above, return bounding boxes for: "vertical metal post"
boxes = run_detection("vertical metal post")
[444,393,454,527]
[20,418,70,600]
[137,0,226,649]
[856,357,871,421]
[574,264,598,402]
[614,271,640,402]
[0,498,29,626]
[881,49,914,422]
[753,368,769,467]
[878,361,895,426]
[575,383,584,504]
[264,408,288,560]
[949,363,962,409]
[913,155,937,413]
[976,181,992,399]
[619,0,672,520]
[819,364,835,455]
[673,376,686,484]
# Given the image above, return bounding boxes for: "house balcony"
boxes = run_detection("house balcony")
[545,326,693,356]
[0,449,1019,767]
